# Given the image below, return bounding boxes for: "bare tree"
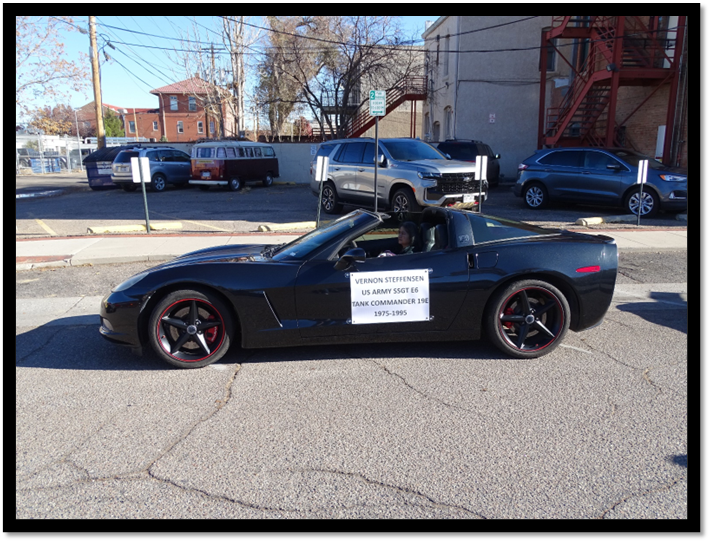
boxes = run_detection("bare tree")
[16,16,89,119]
[258,16,423,139]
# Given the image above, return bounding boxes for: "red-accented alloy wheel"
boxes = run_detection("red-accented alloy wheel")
[149,289,234,369]
[485,280,570,359]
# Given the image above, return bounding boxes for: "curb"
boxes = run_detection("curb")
[575,213,688,227]
[257,221,316,232]
[87,222,183,234]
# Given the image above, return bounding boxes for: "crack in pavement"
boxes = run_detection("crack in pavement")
[596,473,687,519]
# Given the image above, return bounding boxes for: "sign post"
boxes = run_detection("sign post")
[370,90,386,213]
[315,155,329,228]
[635,159,649,226]
[474,154,488,213]
[131,156,152,234]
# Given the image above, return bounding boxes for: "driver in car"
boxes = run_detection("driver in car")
[379,221,419,257]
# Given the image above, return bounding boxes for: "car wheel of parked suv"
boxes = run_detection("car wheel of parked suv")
[391,188,421,214]
[524,183,548,209]
[321,182,343,214]
[625,188,659,217]
[152,173,167,192]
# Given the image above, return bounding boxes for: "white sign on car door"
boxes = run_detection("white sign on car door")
[349,269,430,324]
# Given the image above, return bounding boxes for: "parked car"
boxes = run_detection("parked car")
[435,139,501,186]
[310,138,488,215]
[189,140,279,191]
[111,147,192,192]
[100,206,617,368]
[514,147,688,217]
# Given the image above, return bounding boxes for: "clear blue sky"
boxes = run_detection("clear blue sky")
[30,16,438,120]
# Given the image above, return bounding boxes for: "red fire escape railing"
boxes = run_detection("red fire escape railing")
[346,76,427,138]
[542,16,679,148]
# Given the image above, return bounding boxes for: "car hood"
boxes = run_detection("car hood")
[403,159,478,173]
[158,244,271,268]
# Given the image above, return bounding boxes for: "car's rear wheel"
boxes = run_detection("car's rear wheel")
[524,183,548,209]
[485,280,570,358]
[149,289,234,369]
[263,173,274,187]
[321,182,343,214]
[151,173,167,192]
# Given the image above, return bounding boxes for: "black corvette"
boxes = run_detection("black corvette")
[100,208,618,368]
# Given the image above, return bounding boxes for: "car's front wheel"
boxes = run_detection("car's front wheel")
[151,173,167,192]
[625,188,659,217]
[391,188,421,214]
[485,280,570,358]
[148,289,234,369]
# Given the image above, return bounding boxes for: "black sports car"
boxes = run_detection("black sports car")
[100,208,618,368]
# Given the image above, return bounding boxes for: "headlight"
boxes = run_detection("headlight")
[113,271,149,292]
[417,171,441,181]
[659,174,687,182]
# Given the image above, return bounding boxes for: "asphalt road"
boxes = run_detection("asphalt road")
[15,252,689,521]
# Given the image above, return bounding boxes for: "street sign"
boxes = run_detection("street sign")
[369,90,386,117]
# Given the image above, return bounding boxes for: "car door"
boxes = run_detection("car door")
[331,142,368,204]
[171,150,192,183]
[579,150,629,204]
[537,150,585,200]
[294,237,469,339]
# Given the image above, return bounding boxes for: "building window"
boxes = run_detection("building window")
[189,97,197,111]
[444,107,453,140]
[540,29,557,72]
[209,121,215,134]
[197,121,204,134]
[152,121,158,131]
[177,121,184,134]
[444,35,450,77]
[170,96,178,111]
[128,121,136,133]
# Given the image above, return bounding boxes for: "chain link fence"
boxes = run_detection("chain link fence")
[15,134,97,175]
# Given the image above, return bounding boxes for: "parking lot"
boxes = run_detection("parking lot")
[15,172,687,239]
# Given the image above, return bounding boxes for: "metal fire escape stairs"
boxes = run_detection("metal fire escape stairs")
[540,16,684,154]
[346,76,427,139]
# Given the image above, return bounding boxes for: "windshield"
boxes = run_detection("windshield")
[115,151,139,163]
[271,210,379,261]
[381,140,446,162]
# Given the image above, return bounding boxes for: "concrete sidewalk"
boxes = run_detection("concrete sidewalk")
[15,229,687,271]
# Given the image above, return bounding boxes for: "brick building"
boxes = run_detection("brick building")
[75,76,236,143]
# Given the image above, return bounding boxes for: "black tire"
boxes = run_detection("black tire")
[151,173,167,192]
[148,289,234,369]
[321,182,343,214]
[391,187,421,214]
[228,177,243,191]
[624,188,659,217]
[263,173,274,187]
[485,279,570,358]
[122,184,137,192]
[523,182,548,209]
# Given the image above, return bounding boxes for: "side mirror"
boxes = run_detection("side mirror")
[334,247,366,271]
[378,154,387,167]
[494,154,501,159]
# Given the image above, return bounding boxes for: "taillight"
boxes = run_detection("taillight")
[518,163,529,171]
[576,265,601,273]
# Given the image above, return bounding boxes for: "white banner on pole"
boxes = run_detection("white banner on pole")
[350,269,430,324]
[316,156,329,183]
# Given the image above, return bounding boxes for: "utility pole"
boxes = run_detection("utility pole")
[89,16,106,149]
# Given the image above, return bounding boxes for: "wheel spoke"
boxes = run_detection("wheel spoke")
[195,333,211,356]
[516,323,530,348]
[188,300,198,325]
[518,290,531,314]
[533,320,556,339]
[501,314,524,324]
[162,317,187,330]
[197,320,222,331]
[535,299,556,316]
[171,331,191,354]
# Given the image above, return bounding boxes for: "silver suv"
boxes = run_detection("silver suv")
[111,147,191,192]
[310,138,488,214]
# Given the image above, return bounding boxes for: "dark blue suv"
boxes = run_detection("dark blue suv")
[514,148,687,217]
